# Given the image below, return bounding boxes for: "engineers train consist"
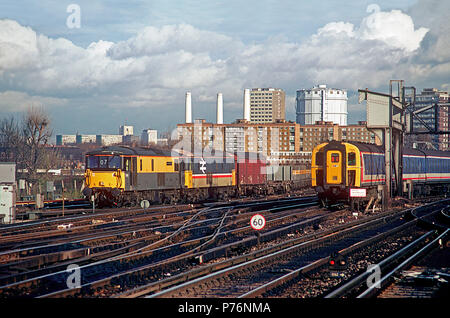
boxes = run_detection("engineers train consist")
[82,146,310,206]
[312,140,450,205]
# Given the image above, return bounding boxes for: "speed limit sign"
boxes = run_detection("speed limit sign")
[250,214,266,231]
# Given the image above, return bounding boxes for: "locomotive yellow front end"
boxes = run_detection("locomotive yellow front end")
[83,152,125,205]
[312,141,362,205]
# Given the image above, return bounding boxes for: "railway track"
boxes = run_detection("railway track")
[141,199,449,298]
[0,195,319,297]
[324,206,450,299]
[1,194,446,298]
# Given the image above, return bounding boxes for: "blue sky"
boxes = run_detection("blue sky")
[0,0,448,139]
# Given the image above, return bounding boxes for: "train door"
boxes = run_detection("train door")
[326,151,342,184]
[131,157,137,187]
[124,157,137,189]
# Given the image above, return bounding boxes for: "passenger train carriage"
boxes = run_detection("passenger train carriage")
[312,140,450,205]
[83,146,310,207]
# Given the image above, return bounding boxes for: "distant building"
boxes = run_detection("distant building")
[56,134,97,145]
[96,134,123,146]
[341,121,381,146]
[249,88,286,124]
[76,135,96,144]
[56,135,76,145]
[296,84,347,126]
[119,125,134,136]
[298,121,340,152]
[123,135,140,145]
[157,138,169,146]
[141,129,158,146]
[177,120,298,159]
[177,120,379,164]
[405,88,449,150]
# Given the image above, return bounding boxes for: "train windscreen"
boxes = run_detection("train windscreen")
[87,155,121,169]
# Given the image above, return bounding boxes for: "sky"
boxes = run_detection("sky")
[0,0,449,140]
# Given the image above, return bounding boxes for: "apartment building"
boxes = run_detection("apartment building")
[249,88,286,124]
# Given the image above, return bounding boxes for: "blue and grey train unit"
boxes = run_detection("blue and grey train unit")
[312,140,450,204]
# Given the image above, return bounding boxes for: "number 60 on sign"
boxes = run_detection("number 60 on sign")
[250,214,266,231]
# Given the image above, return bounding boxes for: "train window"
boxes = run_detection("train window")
[166,161,172,166]
[99,156,108,168]
[331,153,340,163]
[87,156,98,169]
[109,156,121,169]
[151,159,154,171]
[140,159,143,171]
[348,152,356,166]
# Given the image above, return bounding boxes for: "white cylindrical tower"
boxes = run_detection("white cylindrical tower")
[185,91,192,124]
[296,85,347,126]
[243,89,251,121]
[216,93,223,124]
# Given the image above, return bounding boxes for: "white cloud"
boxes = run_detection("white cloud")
[0,90,67,112]
[358,10,429,52]
[0,5,441,125]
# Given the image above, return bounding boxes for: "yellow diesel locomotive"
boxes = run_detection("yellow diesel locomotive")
[83,146,237,206]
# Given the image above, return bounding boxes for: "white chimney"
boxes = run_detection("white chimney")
[243,89,251,121]
[185,91,192,124]
[216,93,223,124]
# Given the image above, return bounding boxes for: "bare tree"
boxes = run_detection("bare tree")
[0,116,22,163]
[21,107,53,181]
[1,107,58,194]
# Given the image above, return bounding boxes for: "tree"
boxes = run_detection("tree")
[21,107,53,181]
[0,107,58,194]
[0,116,21,162]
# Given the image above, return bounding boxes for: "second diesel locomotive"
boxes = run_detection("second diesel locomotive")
[83,145,310,206]
[312,140,450,205]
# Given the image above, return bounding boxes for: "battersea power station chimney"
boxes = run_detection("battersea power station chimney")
[216,93,223,124]
[185,91,192,124]
[243,89,250,122]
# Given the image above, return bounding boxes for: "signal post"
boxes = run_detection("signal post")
[358,80,406,211]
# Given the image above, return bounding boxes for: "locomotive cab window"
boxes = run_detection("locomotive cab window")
[87,155,121,169]
[348,152,356,166]
[109,156,121,169]
[87,156,97,169]
[331,153,340,163]
[99,157,108,168]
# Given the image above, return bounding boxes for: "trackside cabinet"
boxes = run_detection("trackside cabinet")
[0,163,16,224]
